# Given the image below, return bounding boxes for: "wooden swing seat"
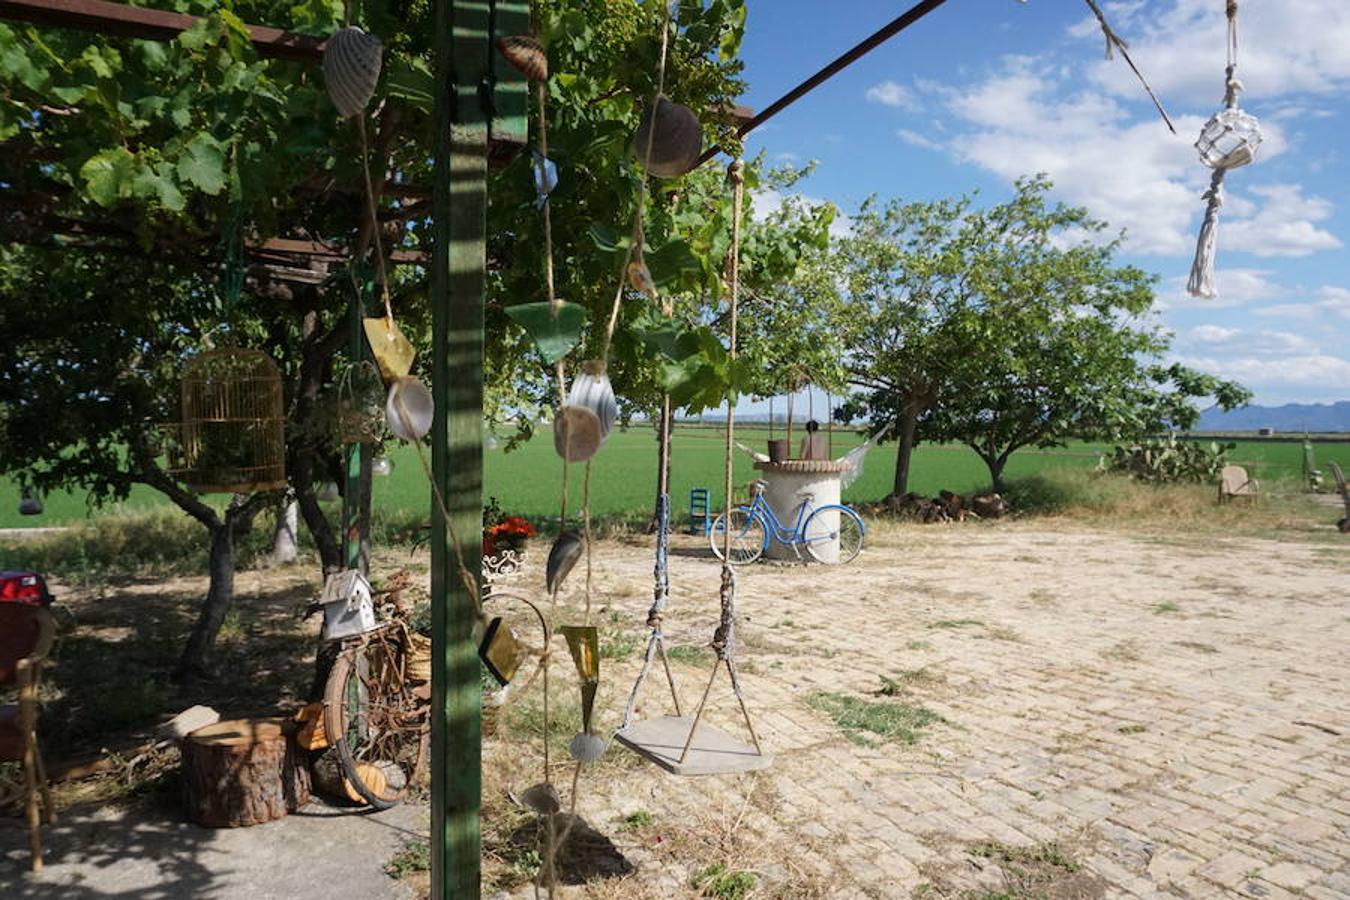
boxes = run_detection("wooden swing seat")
[615,715,771,776]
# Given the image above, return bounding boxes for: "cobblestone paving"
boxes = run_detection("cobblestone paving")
[511,522,1349,899]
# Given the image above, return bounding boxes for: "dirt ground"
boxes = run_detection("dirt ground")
[4,516,1348,899]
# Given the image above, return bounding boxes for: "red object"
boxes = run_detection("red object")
[0,572,53,607]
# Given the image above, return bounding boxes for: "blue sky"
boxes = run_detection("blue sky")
[731,0,1349,408]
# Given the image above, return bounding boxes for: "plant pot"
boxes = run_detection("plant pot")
[767,439,789,463]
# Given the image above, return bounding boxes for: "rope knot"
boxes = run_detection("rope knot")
[727,159,745,185]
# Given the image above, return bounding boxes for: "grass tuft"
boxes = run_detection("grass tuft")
[693,863,757,900]
[806,691,942,747]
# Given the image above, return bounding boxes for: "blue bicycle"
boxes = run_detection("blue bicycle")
[709,480,865,565]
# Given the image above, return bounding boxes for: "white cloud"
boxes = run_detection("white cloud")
[1182,325,1316,356]
[1224,184,1342,257]
[897,129,943,152]
[1078,0,1350,107]
[1158,268,1284,311]
[751,188,852,239]
[1178,353,1350,390]
[1257,285,1350,320]
[865,80,920,111]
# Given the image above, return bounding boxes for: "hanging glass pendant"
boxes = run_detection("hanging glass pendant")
[1196,107,1263,170]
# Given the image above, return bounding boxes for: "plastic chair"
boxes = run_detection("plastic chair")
[0,605,56,872]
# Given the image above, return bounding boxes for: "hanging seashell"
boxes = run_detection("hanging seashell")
[317,481,341,502]
[568,732,606,764]
[372,455,393,476]
[323,26,384,118]
[626,259,656,295]
[553,407,601,462]
[497,35,548,82]
[553,360,618,462]
[532,150,558,209]
[631,95,702,178]
[386,375,434,441]
[546,530,584,596]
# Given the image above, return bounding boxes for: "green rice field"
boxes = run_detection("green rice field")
[2,425,1346,528]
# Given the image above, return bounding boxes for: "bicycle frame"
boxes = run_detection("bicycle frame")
[738,492,816,548]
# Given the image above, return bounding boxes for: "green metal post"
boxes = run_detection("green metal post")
[431,0,490,895]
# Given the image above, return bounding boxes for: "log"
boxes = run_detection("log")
[181,718,310,827]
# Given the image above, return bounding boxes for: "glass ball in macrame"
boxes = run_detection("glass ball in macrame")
[1195,107,1263,170]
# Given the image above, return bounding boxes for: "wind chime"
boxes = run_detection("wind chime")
[1187,0,1262,299]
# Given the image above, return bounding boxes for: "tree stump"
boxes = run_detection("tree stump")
[181,718,310,827]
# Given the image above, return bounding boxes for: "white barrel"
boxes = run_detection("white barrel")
[752,460,850,562]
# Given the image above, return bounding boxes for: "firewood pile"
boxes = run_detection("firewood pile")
[869,490,1007,523]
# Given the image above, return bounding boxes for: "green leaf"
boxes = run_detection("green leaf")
[177,132,227,195]
[79,147,137,207]
[504,301,587,364]
[645,239,702,290]
[384,59,434,112]
[132,165,185,212]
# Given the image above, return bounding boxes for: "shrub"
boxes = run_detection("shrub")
[1101,435,1235,484]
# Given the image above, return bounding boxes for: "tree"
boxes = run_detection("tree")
[0,0,757,672]
[832,177,1249,493]
[830,193,989,495]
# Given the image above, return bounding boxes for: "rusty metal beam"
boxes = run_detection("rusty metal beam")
[0,0,325,62]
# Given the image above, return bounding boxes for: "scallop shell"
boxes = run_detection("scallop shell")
[553,406,602,462]
[323,26,384,118]
[631,96,702,178]
[498,35,548,82]
[546,530,584,596]
[386,376,434,441]
[568,732,606,764]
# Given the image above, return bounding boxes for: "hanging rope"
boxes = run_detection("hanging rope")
[1081,0,1175,134]
[676,158,763,765]
[1186,0,1262,298]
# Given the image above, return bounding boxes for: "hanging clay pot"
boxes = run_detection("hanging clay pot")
[520,782,562,815]
[18,486,42,516]
[631,96,701,178]
[553,361,617,462]
[386,375,434,441]
[323,26,384,118]
[497,35,548,82]
[545,530,584,596]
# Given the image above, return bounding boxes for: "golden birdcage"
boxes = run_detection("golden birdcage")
[167,348,286,494]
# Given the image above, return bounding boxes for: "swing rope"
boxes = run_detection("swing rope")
[676,158,763,764]
[612,1,689,730]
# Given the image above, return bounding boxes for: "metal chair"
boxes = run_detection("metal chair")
[0,605,56,872]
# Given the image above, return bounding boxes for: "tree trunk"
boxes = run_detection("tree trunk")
[178,522,236,679]
[977,449,1008,491]
[294,450,342,574]
[181,718,311,826]
[892,406,920,496]
[271,494,299,565]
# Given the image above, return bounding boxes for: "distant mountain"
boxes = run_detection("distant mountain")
[1193,401,1350,433]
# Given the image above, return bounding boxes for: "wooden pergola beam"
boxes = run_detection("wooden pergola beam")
[0,0,325,62]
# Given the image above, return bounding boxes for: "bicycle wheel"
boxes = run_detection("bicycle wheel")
[323,627,427,809]
[709,508,767,565]
[802,505,865,564]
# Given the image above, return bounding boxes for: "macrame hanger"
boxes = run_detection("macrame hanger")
[1187,0,1261,299]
